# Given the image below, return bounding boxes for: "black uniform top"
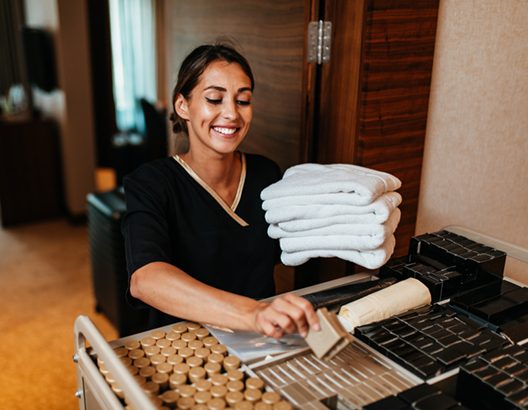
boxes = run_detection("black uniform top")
[122,152,282,327]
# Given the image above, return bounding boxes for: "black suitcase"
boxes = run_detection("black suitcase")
[87,189,148,336]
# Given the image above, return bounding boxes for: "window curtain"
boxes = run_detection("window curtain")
[109,0,157,132]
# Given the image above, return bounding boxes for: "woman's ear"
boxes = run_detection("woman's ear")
[174,94,190,120]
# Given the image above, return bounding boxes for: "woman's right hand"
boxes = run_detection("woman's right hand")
[252,293,320,339]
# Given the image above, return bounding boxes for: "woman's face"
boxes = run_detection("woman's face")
[175,60,253,157]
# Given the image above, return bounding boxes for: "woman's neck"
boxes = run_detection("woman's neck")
[180,149,242,196]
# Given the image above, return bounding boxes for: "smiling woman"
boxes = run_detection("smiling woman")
[121,44,320,338]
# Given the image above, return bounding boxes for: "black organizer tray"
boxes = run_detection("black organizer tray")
[355,304,510,380]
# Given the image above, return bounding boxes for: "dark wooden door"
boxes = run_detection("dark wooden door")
[316,0,440,258]
[164,0,313,171]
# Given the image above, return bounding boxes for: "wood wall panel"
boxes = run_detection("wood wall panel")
[356,0,439,256]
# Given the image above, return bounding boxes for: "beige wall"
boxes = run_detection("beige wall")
[416,0,528,283]
[24,0,96,216]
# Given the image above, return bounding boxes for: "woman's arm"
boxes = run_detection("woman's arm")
[131,261,320,338]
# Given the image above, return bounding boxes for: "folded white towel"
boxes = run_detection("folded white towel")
[261,163,401,205]
[268,208,401,239]
[280,231,394,252]
[280,235,396,269]
[338,278,431,332]
[265,198,400,225]
[262,191,401,211]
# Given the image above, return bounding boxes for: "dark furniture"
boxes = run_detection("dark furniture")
[87,189,148,336]
[0,117,64,227]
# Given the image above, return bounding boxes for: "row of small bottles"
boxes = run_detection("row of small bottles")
[96,322,292,409]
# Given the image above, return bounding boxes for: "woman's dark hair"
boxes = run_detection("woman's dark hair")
[170,43,254,134]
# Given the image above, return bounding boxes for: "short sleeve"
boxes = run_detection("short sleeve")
[122,164,173,277]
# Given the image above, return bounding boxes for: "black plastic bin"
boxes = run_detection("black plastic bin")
[87,189,148,336]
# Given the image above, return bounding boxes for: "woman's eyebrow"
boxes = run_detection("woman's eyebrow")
[203,85,252,93]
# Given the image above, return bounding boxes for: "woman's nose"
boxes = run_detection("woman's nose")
[222,100,239,120]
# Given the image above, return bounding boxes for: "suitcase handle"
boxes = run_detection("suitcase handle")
[74,315,156,410]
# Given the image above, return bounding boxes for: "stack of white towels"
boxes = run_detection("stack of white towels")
[261,163,402,269]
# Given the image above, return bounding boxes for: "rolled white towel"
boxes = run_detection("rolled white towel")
[262,191,402,211]
[268,208,401,239]
[280,235,396,269]
[261,163,402,204]
[338,278,431,332]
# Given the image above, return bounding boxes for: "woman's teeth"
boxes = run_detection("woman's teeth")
[213,127,237,135]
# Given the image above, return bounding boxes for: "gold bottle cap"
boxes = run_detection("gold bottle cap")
[244,389,261,402]
[178,384,197,398]
[187,322,202,331]
[187,356,204,368]
[189,366,206,382]
[226,380,244,392]
[202,336,219,347]
[226,391,244,405]
[151,330,166,340]
[121,357,133,367]
[194,391,212,404]
[124,340,140,350]
[182,332,198,343]
[261,392,281,405]
[207,397,226,410]
[150,354,166,365]
[210,385,227,398]
[166,331,181,341]
[144,345,160,357]
[111,383,124,399]
[133,374,146,386]
[223,356,241,371]
[234,401,253,410]
[140,336,156,347]
[188,340,204,350]
[226,369,244,382]
[156,338,172,349]
[179,347,194,359]
[97,356,105,368]
[193,327,210,339]
[126,365,139,376]
[142,381,160,396]
[273,401,292,410]
[169,372,187,388]
[172,323,188,334]
[98,362,108,375]
[210,344,227,356]
[195,379,212,392]
[114,347,129,358]
[156,362,173,374]
[204,361,222,376]
[210,374,228,386]
[161,346,177,357]
[152,372,169,388]
[192,404,209,410]
[173,362,190,375]
[177,396,195,409]
[173,339,188,350]
[208,353,224,365]
[150,396,163,407]
[128,349,145,360]
[245,377,264,391]
[158,389,180,405]
[105,372,116,384]
[195,347,211,360]
[133,357,150,369]
[139,366,156,379]
[254,403,272,410]
[168,354,184,365]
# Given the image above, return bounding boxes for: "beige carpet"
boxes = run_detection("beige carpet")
[0,219,117,410]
